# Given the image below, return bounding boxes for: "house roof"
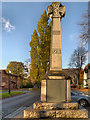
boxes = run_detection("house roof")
[84,63,90,70]
[0,70,20,77]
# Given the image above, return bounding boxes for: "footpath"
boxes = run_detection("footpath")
[72,88,89,95]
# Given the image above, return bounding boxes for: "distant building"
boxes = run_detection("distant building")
[63,68,78,84]
[0,70,22,90]
[79,70,84,84]
[84,63,90,88]
[63,68,84,85]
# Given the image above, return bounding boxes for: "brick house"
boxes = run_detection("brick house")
[0,70,22,90]
[79,70,84,84]
[84,63,90,88]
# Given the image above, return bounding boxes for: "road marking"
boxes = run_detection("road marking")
[4,106,27,118]
[15,106,33,118]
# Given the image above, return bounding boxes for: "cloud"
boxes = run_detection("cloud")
[2,17,15,32]
[69,33,78,41]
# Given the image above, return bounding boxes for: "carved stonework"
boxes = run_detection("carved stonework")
[53,31,60,35]
[52,48,61,54]
[47,2,65,71]
[47,2,65,18]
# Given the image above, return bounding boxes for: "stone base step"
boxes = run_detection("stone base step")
[24,109,88,118]
[33,102,79,110]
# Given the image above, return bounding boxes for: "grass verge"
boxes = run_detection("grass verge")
[0,91,25,99]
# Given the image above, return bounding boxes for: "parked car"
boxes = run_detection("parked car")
[71,92,90,107]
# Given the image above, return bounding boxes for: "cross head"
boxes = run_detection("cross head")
[47,2,65,18]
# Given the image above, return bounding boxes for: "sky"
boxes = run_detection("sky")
[1,2,88,69]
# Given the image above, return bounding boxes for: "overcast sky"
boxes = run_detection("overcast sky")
[2,2,88,69]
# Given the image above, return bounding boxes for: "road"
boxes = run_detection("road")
[2,89,40,119]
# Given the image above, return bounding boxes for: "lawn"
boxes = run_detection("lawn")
[0,91,25,99]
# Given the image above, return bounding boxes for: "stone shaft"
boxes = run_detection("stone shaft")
[50,17,62,71]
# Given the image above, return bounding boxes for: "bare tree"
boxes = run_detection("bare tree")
[25,58,31,65]
[69,47,87,86]
[78,9,90,46]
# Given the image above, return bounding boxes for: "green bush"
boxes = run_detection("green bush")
[80,84,83,89]
[22,82,34,88]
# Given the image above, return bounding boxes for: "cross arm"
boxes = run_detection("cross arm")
[59,5,66,18]
[47,5,53,18]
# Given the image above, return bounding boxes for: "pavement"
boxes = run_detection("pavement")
[72,88,89,95]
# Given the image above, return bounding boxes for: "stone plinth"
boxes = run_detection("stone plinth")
[24,102,88,118]
[56,109,88,118]
[24,108,88,118]
[33,102,79,110]
[41,71,71,103]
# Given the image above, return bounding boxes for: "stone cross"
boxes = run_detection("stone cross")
[47,2,65,18]
[47,2,65,71]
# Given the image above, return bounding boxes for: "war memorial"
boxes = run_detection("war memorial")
[24,2,88,119]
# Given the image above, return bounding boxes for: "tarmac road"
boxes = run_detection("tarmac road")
[1,89,40,119]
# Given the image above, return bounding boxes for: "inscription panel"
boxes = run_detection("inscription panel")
[52,48,61,54]
[50,54,62,71]
[53,31,60,35]
[47,79,66,102]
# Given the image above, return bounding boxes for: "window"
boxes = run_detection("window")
[71,92,76,96]
[88,65,90,70]
[1,82,6,86]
